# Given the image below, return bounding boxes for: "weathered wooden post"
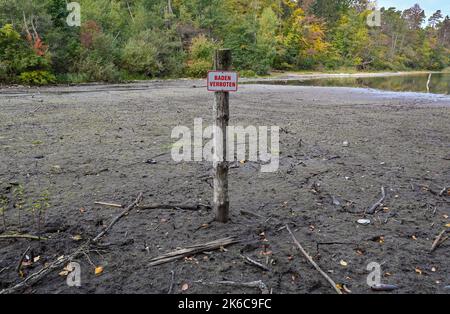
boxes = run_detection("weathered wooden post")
[213,49,231,223]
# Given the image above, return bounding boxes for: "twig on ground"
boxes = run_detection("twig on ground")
[138,203,211,211]
[366,186,386,214]
[94,202,123,208]
[285,224,342,294]
[0,266,10,275]
[0,234,46,241]
[93,192,143,242]
[167,270,175,294]
[200,280,270,294]
[430,229,449,253]
[240,210,266,220]
[148,237,239,266]
[241,255,270,272]
[439,186,449,197]
[16,245,31,274]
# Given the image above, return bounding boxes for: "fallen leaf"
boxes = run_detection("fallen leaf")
[33,256,40,263]
[239,160,246,164]
[59,270,69,277]
[415,267,422,275]
[95,266,104,276]
[412,235,417,240]
[340,260,348,267]
[343,284,352,294]
[444,215,449,219]
[445,223,450,228]
[181,283,189,291]
[79,208,85,213]
[71,235,82,241]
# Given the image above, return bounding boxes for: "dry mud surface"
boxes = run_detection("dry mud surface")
[0,80,449,294]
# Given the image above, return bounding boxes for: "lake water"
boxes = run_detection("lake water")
[251,73,450,95]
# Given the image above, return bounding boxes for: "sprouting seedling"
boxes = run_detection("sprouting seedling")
[31,190,50,235]
[13,184,25,228]
[0,195,8,231]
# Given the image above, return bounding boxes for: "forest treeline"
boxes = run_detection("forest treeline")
[0,0,449,84]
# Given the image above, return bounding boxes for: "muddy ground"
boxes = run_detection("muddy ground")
[0,80,449,294]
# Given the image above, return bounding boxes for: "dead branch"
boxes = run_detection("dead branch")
[138,203,211,211]
[430,229,449,253]
[286,224,342,294]
[439,186,449,197]
[366,186,386,214]
[0,266,10,275]
[148,237,239,266]
[0,234,45,241]
[16,245,31,274]
[94,201,123,208]
[240,210,266,220]
[167,270,175,294]
[241,255,270,271]
[201,280,270,294]
[93,192,143,242]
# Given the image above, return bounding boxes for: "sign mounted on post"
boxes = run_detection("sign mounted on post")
[207,71,238,92]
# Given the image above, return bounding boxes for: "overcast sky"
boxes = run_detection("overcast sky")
[377,0,450,18]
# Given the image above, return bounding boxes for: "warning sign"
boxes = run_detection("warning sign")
[207,71,238,92]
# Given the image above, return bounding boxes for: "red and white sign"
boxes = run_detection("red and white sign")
[207,71,238,92]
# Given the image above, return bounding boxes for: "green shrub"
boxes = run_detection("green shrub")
[239,69,257,78]
[121,37,159,77]
[119,29,185,78]
[18,71,56,85]
[190,35,217,61]
[185,60,211,78]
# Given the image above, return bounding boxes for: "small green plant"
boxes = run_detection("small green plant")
[30,190,50,235]
[13,184,25,228]
[0,195,8,231]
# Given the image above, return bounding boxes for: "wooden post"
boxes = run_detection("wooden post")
[213,49,231,223]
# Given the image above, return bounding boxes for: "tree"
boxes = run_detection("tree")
[402,4,425,30]
[428,10,443,29]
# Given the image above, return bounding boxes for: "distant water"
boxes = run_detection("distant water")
[250,73,450,95]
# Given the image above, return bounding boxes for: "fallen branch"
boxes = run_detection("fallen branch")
[241,255,270,272]
[240,210,266,220]
[0,266,10,275]
[94,201,123,208]
[16,245,31,274]
[138,203,211,211]
[439,186,449,197]
[167,270,175,294]
[366,186,386,214]
[149,237,239,266]
[0,234,46,241]
[201,280,269,294]
[285,224,342,294]
[0,242,89,294]
[430,229,449,253]
[93,192,143,242]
